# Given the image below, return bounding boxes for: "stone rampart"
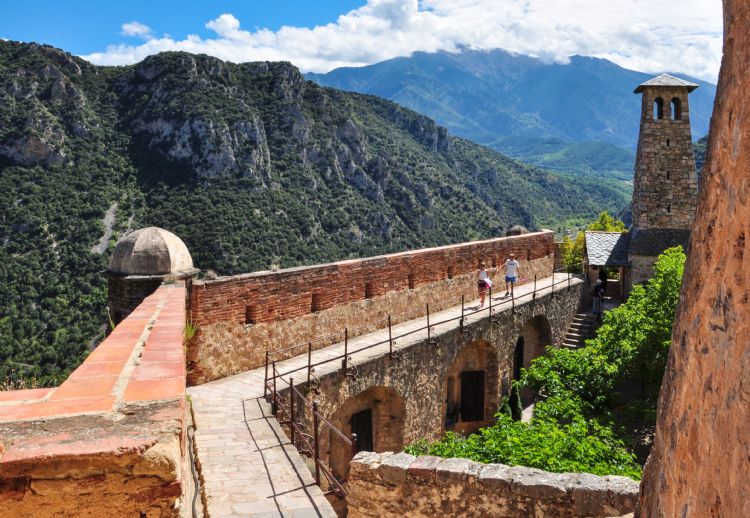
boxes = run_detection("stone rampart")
[0,284,189,517]
[284,278,583,479]
[347,452,639,518]
[187,231,555,384]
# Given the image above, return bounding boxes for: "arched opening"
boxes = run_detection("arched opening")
[518,315,553,369]
[670,97,682,120]
[327,386,405,479]
[442,339,498,435]
[407,273,415,290]
[653,97,664,120]
[515,315,553,404]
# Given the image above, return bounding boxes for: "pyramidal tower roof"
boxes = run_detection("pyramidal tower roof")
[634,73,699,93]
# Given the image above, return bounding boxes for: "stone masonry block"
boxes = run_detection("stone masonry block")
[435,457,481,485]
[406,455,442,482]
[508,465,568,499]
[378,452,415,485]
[477,462,513,492]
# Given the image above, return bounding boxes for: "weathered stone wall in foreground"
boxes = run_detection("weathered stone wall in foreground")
[638,1,750,515]
[347,452,639,518]
[187,231,555,384]
[0,285,188,517]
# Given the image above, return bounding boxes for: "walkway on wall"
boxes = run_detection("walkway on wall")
[187,273,578,517]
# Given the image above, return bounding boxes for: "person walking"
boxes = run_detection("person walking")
[477,262,491,307]
[504,254,520,297]
[593,279,605,319]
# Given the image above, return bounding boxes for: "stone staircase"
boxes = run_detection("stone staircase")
[562,313,597,349]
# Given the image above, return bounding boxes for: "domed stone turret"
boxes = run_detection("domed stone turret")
[109,227,194,276]
[107,227,198,326]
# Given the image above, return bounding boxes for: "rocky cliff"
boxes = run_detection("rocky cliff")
[0,41,628,384]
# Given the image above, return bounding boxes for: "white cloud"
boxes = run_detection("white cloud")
[84,0,723,81]
[121,21,153,40]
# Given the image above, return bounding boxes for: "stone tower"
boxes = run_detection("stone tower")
[628,74,699,285]
[107,227,198,325]
[632,74,699,229]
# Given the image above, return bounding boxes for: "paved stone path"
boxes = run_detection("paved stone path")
[188,273,576,517]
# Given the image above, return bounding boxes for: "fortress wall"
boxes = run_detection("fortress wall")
[347,452,638,518]
[0,284,188,518]
[281,280,583,481]
[187,231,555,384]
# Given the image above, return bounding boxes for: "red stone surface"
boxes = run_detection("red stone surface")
[0,284,187,516]
[638,3,750,515]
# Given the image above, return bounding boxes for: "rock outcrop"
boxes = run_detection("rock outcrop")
[638,1,750,515]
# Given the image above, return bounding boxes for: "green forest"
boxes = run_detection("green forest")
[0,41,631,386]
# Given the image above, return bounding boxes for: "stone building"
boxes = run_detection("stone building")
[584,74,699,294]
[106,226,198,325]
[628,73,699,284]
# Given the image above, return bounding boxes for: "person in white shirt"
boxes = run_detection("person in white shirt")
[504,254,520,297]
[477,262,491,307]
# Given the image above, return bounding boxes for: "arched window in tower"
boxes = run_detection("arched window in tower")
[653,97,664,120]
[670,97,682,120]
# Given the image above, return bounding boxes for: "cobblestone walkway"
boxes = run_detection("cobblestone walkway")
[188,273,575,517]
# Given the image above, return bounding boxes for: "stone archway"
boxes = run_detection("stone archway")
[517,314,553,373]
[442,339,499,435]
[327,386,405,478]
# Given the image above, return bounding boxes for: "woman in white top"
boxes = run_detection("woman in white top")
[477,262,491,307]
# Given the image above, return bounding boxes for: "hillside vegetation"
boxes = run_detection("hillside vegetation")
[0,41,629,385]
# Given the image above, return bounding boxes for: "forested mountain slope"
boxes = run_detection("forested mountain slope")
[309,49,716,178]
[0,41,628,383]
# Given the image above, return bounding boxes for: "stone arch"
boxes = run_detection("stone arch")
[327,386,405,478]
[517,314,553,373]
[442,339,499,435]
[653,97,664,120]
[670,97,682,120]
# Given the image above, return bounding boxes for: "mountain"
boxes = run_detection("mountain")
[693,135,708,174]
[493,137,635,181]
[0,41,629,384]
[308,48,716,173]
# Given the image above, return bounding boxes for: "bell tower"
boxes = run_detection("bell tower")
[626,74,700,286]
[631,74,699,229]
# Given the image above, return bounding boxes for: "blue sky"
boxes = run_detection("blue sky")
[0,0,723,80]
[0,1,365,55]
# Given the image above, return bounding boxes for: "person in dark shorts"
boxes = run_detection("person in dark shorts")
[593,279,605,318]
[504,254,520,297]
[477,262,491,307]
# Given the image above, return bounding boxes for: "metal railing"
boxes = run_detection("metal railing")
[266,363,356,498]
[263,264,582,494]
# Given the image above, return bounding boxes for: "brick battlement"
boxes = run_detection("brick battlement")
[0,284,188,517]
[186,231,555,383]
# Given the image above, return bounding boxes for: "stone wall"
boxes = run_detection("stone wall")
[638,2,750,515]
[187,231,555,384]
[628,254,658,286]
[0,285,189,517]
[347,452,639,518]
[295,280,582,478]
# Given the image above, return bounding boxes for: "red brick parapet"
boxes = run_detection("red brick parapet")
[0,283,187,517]
[187,231,556,383]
